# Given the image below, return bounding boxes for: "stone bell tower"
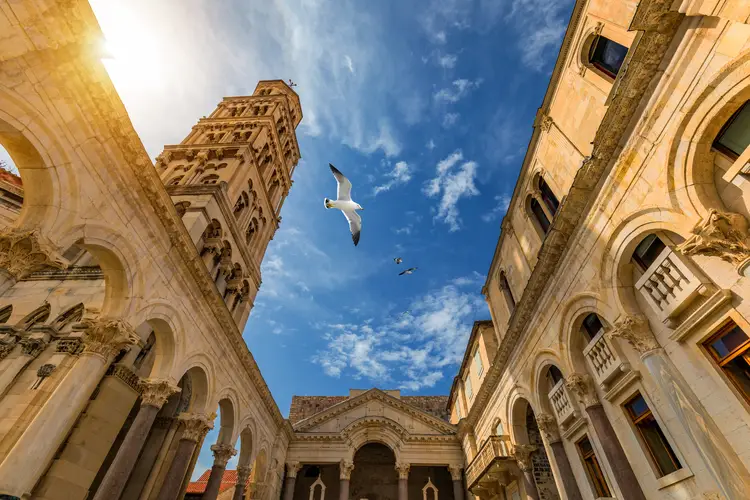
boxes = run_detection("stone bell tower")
[154,80,302,327]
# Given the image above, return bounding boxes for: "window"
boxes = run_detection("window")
[495,420,505,436]
[713,101,750,159]
[581,313,604,344]
[704,320,750,404]
[624,393,681,477]
[456,400,462,420]
[631,234,666,272]
[588,36,628,79]
[530,197,551,234]
[576,435,611,498]
[546,366,563,390]
[201,174,220,185]
[499,272,516,314]
[473,349,484,377]
[538,177,559,217]
[465,375,473,400]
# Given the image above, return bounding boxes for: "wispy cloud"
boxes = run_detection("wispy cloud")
[434,78,482,103]
[373,161,414,195]
[426,139,436,151]
[482,194,511,222]
[442,112,460,128]
[424,150,480,231]
[437,53,458,69]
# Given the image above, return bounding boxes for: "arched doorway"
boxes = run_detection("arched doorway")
[350,443,397,500]
[511,398,560,500]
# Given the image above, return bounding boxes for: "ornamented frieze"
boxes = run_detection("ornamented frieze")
[0,228,67,281]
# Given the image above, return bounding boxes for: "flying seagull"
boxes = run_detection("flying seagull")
[325,164,363,246]
[399,267,417,276]
[394,257,403,264]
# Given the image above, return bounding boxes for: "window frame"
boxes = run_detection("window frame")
[587,35,629,80]
[464,374,473,401]
[623,392,682,478]
[712,101,750,160]
[631,233,667,273]
[529,196,551,234]
[702,319,750,406]
[575,435,612,498]
[473,348,484,377]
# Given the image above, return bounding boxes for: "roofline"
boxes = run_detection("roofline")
[447,319,493,410]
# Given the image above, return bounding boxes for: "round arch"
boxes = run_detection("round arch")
[212,387,240,445]
[340,416,406,463]
[237,423,255,467]
[558,292,619,375]
[129,302,181,379]
[531,350,568,416]
[508,392,536,446]
[173,362,212,414]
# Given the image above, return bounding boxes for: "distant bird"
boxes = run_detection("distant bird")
[399,267,418,276]
[288,79,298,87]
[325,164,363,246]
[394,257,403,264]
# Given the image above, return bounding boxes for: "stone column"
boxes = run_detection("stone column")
[92,379,181,500]
[395,462,409,500]
[0,337,45,397]
[609,315,750,500]
[232,465,252,500]
[0,228,67,294]
[156,413,213,500]
[339,460,354,500]
[282,462,301,500]
[201,443,238,500]
[512,445,539,500]
[0,317,138,498]
[565,373,646,500]
[536,414,582,500]
[448,465,465,500]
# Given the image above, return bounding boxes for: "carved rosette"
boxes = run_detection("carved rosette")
[286,461,302,478]
[20,338,47,358]
[677,209,750,269]
[607,315,660,356]
[140,378,181,409]
[0,228,68,281]
[395,462,410,480]
[56,338,83,355]
[339,460,355,480]
[210,443,237,468]
[512,444,536,472]
[535,413,561,443]
[447,465,462,481]
[179,413,214,443]
[81,318,140,359]
[565,373,599,408]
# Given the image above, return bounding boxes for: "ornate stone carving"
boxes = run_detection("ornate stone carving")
[210,443,237,467]
[81,317,140,359]
[565,373,599,408]
[179,413,214,442]
[237,465,252,483]
[56,338,83,355]
[395,462,410,479]
[155,151,172,168]
[36,363,55,378]
[540,114,553,132]
[536,413,560,442]
[0,342,15,361]
[512,444,536,472]
[0,229,67,281]
[607,315,660,355]
[174,201,191,218]
[447,464,462,481]
[107,364,141,393]
[20,337,46,358]
[286,461,302,478]
[677,209,750,268]
[140,378,181,409]
[339,460,354,480]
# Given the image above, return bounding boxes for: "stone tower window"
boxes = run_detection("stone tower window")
[529,196,550,234]
[623,392,682,477]
[575,435,611,497]
[580,313,604,344]
[538,177,559,217]
[588,35,628,79]
[703,320,750,406]
[200,174,220,185]
[713,100,750,160]
[499,271,515,314]
[631,234,666,272]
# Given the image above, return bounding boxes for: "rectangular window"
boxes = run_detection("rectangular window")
[474,349,484,377]
[576,436,611,498]
[465,376,473,400]
[632,234,666,272]
[703,320,750,404]
[624,393,682,477]
[714,101,750,159]
[456,400,462,420]
[588,36,628,79]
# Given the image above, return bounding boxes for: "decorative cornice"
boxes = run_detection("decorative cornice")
[106,364,141,394]
[22,265,103,281]
[291,431,459,445]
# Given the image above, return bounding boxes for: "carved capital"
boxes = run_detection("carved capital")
[0,341,15,361]
[140,378,181,409]
[677,209,750,269]
[536,413,560,442]
[237,465,252,483]
[339,460,354,480]
[607,315,660,355]
[539,114,553,132]
[565,373,599,408]
[395,462,410,479]
[56,338,83,355]
[512,444,536,472]
[81,318,140,359]
[286,461,302,478]
[20,337,46,358]
[0,229,67,280]
[179,413,214,442]
[210,443,237,467]
[447,464,462,481]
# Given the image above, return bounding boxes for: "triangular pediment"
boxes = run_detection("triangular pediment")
[293,389,456,435]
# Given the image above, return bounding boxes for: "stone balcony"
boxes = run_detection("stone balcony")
[583,329,630,389]
[466,435,514,491]
[635,247,713,328]
[548,379,577,425]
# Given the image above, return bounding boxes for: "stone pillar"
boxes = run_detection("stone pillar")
[156,413,213,500]
[282,462,301,500]
[0,337,45,397]
[0,228,67,293]
[395,462,409,500]
[201,443,238,500]
[536,414,582,500]
[339,460,354,500]
[565,373,646,500]
[0,317,138,498]
[233,465,252,500]
[609,315,750,500]
[448,465,465,500]
[512,445,539,500]
[92,379,181,500]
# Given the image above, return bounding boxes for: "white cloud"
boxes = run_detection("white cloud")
[482,194,512,222]
[434,78,482,103]
[373,161,413,195]
[424,150,479,231]
[426,139,436,150]
[442,112,459,128]
[344,55,355,74]
[437,53,458,69]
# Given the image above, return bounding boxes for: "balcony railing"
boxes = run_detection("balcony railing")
[635,247,712,327]
[583,329,630,388]
[548,379,576,425]
[466,435,513,489]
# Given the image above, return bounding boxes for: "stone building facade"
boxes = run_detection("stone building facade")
[448,1,750,500]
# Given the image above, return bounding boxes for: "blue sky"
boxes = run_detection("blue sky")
[62,0,574,477]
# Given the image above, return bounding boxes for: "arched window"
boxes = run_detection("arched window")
[201,174,220,185]
[234,192,249,217]
[134,332,155,369]
[631,234,667,272]
[52,303,83,331]
[167,176,183,186]
[546,365,563,390]
[588,35,628,79]
[713,100,750,160]
[246,218,258,245]
[17,303,50,330]
[530,197,551,234]
[538,177,559,217]
[499,271,515,314]
[0,305,12,324]
[581,313,604,344]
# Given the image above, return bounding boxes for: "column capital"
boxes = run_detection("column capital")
[511,444,536,472]
[81,317,140,359]
[395,462,410,479]
[237,465,252,481]
[140,378,181,409]
[339,460,354,480]
[447,464,462,481]
[286,461,302,478]
[536,413,561,443]
[565,373,599,408]
[607,315,659,356]
[178,413,214,442]
[0,228,67,280]
[210,443,237,467]
[19,337,46,358]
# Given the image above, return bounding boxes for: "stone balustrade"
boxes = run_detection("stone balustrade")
[583,329,630,388]
[465,435,513,489]
[548,379,576,425]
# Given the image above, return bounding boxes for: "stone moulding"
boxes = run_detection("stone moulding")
[466,0,684,426]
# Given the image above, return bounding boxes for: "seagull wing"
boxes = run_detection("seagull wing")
[329,164,352,201]
[341,209,361,246]
[398,269,407,276]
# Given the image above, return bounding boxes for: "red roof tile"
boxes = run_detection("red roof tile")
[186,469,250,494]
